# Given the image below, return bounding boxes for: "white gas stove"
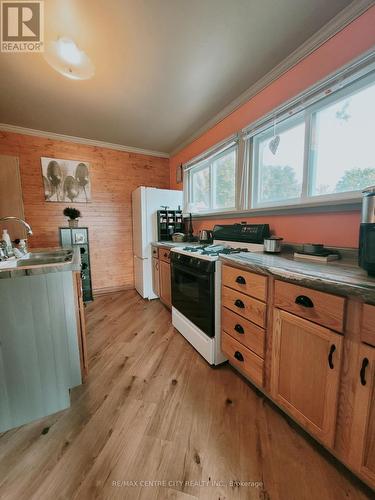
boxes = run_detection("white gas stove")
[170,223,270,365]
[171,241,265,261]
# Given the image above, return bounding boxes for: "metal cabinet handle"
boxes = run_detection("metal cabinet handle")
[328,344,336,369]
[234,299,245,309]
[234,351,244,362]
[360,358,369,386]
[295,295,314,308]
[236,276,246,285]
[234,324,244,334]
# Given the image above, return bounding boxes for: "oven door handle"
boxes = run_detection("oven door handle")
[172,262,213,278]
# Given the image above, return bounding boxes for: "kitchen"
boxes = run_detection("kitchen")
[0,1,375,499]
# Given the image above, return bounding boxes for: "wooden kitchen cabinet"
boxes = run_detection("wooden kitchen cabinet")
[159,259,171,308]
[222,264,267,301]
[74,271,88,380]
[361,303,375,347]
[0,155,26,240]
[222,286,267,328]
[271,309,343,447]
[222,307,265,358]
[221,263,375,488]
[274,280,345,332]
[348,343,375,484]
[152,257,160,296]
[222,331,264,387]
[159,247,171,263]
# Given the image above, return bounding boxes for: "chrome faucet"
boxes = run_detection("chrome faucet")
[0,217,33,259]
[0,216,33,236]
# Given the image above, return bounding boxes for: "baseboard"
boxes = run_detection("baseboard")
[93,284,134,297]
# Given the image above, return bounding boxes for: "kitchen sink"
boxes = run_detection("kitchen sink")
[16,249,73,267]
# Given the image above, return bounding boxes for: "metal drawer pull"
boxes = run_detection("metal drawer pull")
[236,276,246,285]
[295,295,314,308]
[234,324,244,334]
[328,344,336,369]
[234,351,244,362]
[164,252,168,258]
[234,299,245,309]
[360,358,369,386]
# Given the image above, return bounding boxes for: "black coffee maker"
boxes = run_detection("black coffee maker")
[359,186,375,276]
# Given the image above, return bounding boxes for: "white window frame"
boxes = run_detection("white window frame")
[250,68,375,210]
[182,50,375,217]
[185,143,239,215]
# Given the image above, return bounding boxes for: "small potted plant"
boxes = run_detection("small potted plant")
[63,207,81,228]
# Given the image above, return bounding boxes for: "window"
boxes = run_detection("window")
[187,144,237,213]
[310,81,375,196]
[253,118,305,205]
[183,55,375,215]
[251,71,375,208]
[191,165,210,210]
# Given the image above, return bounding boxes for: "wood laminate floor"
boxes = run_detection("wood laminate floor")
[0,290,372,500]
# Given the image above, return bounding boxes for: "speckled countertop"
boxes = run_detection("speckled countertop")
[152,241,199,248]
[0,246,81,278]
[220,252,375,304]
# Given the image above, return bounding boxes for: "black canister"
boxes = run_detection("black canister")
[359,186,375,276]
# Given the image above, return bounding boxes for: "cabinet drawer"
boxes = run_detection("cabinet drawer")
[158,247,171,263]
[222,286,266,328]
[222,265,267,301]
[222,331,263,387]
[274,281,345,332]
[222,307,265,358]
[152,246,158,258]
[361,303,375,347]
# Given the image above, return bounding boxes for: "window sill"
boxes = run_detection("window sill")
[188,197,361,219]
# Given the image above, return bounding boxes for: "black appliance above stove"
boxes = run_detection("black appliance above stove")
[213,223,270,243]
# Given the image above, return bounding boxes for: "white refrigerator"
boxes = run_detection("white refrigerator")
[132,186,183,299]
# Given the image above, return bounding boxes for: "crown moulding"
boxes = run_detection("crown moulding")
[0,123,170,159]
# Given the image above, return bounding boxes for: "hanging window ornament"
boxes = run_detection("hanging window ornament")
[269,115,280,155]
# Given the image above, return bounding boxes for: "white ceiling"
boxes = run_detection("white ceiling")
[0,0,355,154]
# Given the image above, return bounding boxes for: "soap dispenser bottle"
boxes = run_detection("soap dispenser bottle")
[1,229,13,256]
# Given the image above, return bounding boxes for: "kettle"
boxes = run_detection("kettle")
[264,236,283,253]
[198,229,213,243]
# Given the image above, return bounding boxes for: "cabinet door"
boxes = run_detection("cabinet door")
[271,309,343,447]
[0,155,25,240]
[361,304,375,347]
[152,258,160,297]
[350,344,375,485]
[159,260,171,308]
[74,272,88,379]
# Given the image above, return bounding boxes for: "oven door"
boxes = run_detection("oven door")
[171,258,215,338]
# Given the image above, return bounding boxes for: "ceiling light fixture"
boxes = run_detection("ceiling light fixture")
[44,37,95,80]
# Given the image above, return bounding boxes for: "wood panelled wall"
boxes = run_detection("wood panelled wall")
[0,131,170,294]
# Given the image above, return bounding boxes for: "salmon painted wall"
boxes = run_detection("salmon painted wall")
[170,6,375,248]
